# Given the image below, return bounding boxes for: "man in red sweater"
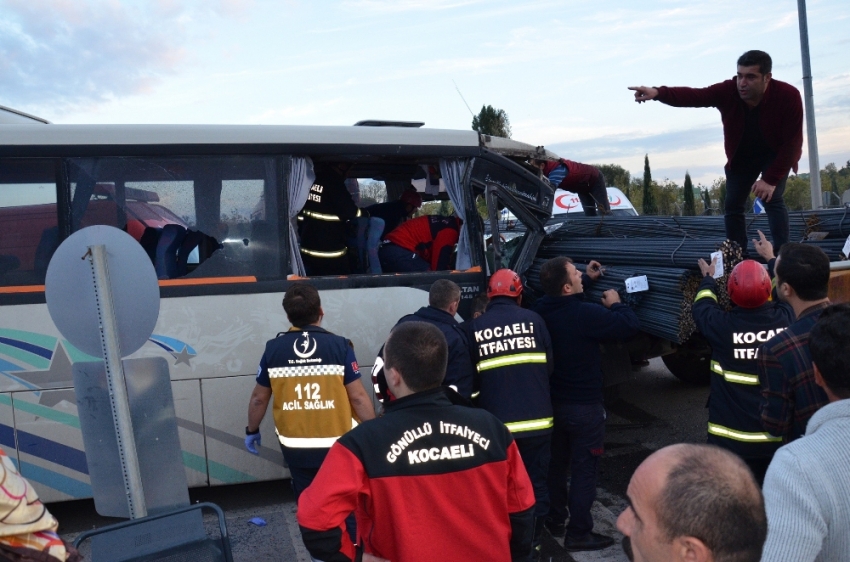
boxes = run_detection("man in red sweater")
[629,50,803,253]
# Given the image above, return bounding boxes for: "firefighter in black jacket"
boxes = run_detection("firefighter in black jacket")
[298,166,361,276]
[693,257,793,484]
[467,269,553,562]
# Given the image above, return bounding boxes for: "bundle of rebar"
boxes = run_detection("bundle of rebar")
[515,209,850,345]
[803,238,849,261]
[496,208,850,251]
[526,241,743,344]
[534,237,742,271]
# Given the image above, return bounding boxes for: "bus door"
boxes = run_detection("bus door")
[468,151,553,276]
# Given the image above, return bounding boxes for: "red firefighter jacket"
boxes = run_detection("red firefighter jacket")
[297,388,535,562]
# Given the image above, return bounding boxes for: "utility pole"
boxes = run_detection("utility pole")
[797,0,822,209]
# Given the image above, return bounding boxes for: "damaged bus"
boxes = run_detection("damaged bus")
[0,121,554,501]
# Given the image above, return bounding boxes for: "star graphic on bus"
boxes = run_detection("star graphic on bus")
[170,346,197,366]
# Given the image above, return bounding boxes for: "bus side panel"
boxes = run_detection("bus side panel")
[319,286,430,365]
[147,294,287,382]
[12,390,91,503]
[145,287,433,389]
[0,393,20,473]
[173,379,210,488]
[201,375,284,486]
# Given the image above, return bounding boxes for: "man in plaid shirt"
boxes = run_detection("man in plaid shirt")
[753,233,831,442]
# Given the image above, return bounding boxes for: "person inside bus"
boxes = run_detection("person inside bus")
[365,187,423,238]
[353,188,423,273]
[298,164,361,276]
[378,213,462,273]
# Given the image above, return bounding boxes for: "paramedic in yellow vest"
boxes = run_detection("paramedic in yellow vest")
[245,283,375,499]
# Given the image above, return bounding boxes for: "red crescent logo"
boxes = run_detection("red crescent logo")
[555,193,579,210]
[609,195,621,206]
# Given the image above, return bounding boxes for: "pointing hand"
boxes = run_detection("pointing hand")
[628,86,658,103]
[752,230,775,261]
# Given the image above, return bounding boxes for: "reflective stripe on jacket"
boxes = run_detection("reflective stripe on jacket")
[259,325,358,466]
[466,297,554,438]
[692,275,793,457]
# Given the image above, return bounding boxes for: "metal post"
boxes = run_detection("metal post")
[88,245,147,519]
[797,0,822,209]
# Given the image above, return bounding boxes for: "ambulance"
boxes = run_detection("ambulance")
[551,187,638,217]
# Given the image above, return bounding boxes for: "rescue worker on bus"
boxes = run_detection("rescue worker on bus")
[693,257,794,485]
[378,214,462,273]
[467,269,554,561]
[298,165,361,276]
[244,283,375,535]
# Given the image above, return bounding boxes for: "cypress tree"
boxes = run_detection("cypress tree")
[701,189,712,215]
[642,154,657,215]
[683,172,696,216]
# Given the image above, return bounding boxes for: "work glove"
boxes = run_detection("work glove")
[245,432,261,454]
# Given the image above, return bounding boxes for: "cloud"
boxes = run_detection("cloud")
[247,98,345,123]
[768,11,797,31]
[547,124,723,161]
[340,0,482,13]
[0,0,191,114]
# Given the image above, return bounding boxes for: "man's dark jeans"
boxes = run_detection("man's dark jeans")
[725,161,789,253]
[289,462,357,543]
[288,464,321,500]
[547,402,606,538]
[578,170,611,217]
[515,434,552,518]
[378,242,429,272]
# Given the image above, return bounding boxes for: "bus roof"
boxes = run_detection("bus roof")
[0,124,483,148]
[480,135,560,161]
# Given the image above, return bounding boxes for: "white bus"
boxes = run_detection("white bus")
[0,122,553,502]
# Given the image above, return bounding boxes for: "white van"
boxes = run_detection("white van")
[552,187,639,216]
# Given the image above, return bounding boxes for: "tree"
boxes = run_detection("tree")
[683,172,696,216]
[701,189,712,215]
[655,179,680,215]
[642,154,657,215]
[597,164,631,191]
[782,175,813,211]
[359,180,386,207]
[707,178,726,214]
[472,105,511,138]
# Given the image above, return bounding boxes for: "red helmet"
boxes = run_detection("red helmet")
[727,260,771,308]
[488,269,523,298]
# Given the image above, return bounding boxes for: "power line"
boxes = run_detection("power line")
[452,79,474,117]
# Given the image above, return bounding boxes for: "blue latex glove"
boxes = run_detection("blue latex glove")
[245,432,261,454]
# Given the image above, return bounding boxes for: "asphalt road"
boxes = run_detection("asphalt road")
[52,358,709,562]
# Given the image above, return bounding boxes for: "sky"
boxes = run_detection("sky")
[1,0,848,187]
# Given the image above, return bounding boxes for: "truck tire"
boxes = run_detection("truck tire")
[661,336,712,386]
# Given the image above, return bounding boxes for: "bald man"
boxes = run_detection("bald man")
[616,444,766,562]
